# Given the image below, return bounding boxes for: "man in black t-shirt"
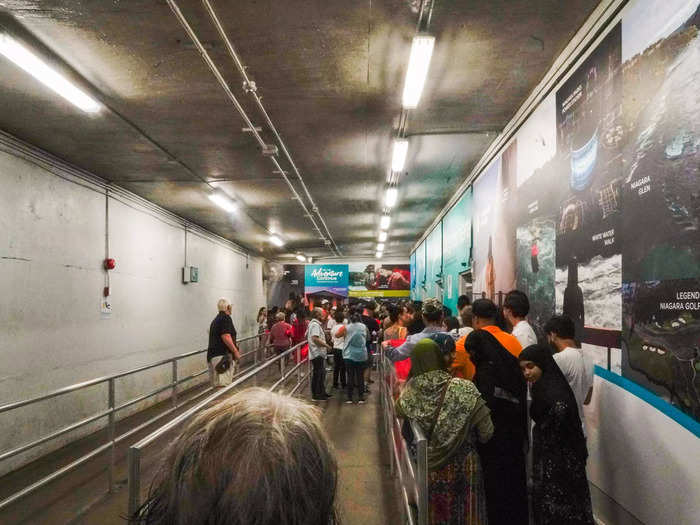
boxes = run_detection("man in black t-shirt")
[207,298,241,387]
[361,301,380,391]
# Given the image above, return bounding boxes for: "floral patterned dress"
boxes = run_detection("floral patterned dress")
[398,369,493,525]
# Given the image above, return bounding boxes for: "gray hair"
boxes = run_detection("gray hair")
[133,388,338,524]
[217,298,231,312]
[275,311,286,322]
[312,307,324,320]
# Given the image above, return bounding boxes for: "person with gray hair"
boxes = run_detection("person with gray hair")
[207,298,240,387]
[382,298,451,362]
[308,307,332,400]
[132,388,338,525]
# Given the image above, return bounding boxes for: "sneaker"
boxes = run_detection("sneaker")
[345,399,353,404]
[358,398,366,404]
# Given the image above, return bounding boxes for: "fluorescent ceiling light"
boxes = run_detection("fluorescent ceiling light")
[376,251,383,259]
[385,186,398,207]
[269,235,285,247]
[0,33,101,113]
[307,257,313,264]
[378,231,387,242]
[295,254,306,262]
[208,191,236,213]
[377,243,385,251]
[392,139,409,172]
[380,214,391,230]
[402,34,435,109]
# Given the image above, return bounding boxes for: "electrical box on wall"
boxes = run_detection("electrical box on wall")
[182,266,199,284]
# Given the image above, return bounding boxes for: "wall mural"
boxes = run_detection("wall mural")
[411,0,700,423]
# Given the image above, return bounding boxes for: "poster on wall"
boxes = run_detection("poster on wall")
[348,263,411,298]
[620,0,700,283]
[415,241,426,300]
[512,94,565,332]
[618,0,700,423]
[622,279,700,421]
[304,264,349,299]
[425,225,443,300]
[554,24,623,342]
[265,263,305,308]
[410,251,417,299]
[441,188,472,314]
[473,145,517,303]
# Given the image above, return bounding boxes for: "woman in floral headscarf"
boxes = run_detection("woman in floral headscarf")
[396,339,493,525]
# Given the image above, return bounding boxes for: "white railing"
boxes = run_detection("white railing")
[379,347,429,525]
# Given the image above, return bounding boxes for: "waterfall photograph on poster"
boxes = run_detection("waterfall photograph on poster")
[554,24,623,339]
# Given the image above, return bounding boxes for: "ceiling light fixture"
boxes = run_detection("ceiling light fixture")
[377,243,385,252]
[376,251,383,259]
[380,214,391,230]
[208,191,236,213]
[269,235,285,247]
[0,33,101,113]
[378,231,388,242]
[391,139,409,172]
[385,186,398,208]
[295,254,306,262]
[402,34,435,109]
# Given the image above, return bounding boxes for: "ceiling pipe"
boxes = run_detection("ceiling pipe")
[200,0,342,256]
[164,0,336,254]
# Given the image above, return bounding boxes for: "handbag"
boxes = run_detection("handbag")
[215,352,232,374]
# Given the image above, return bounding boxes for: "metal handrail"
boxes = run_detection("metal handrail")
[0,334,260,414]
[0,332,265,513]
[127,341,310,516]
[379,348,429,525]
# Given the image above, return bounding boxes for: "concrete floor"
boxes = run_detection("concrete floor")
[316,382,401,525]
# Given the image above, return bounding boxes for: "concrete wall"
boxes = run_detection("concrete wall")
[0,144,265,475]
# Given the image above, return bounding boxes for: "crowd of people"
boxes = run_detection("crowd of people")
[164,290,595,525]
[386,292,595,525]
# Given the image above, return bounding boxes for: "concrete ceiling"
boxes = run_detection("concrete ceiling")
[0,0,599,260]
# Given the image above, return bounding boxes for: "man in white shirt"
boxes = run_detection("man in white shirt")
[308,308,332,401]
[504,290,538,348]
[545,315,594,433]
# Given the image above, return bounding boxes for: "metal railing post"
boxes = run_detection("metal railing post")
[171,360,178,408]
[296,346,301,385]
[107,378,115,493]
[127,446,141,518]
[415,431,429,525]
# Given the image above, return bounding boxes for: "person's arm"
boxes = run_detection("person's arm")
[383,334,417,362]
[473,404,494,443]
[311,335,332,350]
[221,333,240,361]
[336,325,347,337]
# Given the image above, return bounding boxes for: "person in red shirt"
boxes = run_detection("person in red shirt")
[269,312,293,355]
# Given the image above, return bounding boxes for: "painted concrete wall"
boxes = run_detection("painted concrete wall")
[0,147,265,475]
[585,372,700,525]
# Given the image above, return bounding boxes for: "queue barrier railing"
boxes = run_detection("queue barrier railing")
[0,333,270,512]
[379,347,429,525]
[127,341,310,517]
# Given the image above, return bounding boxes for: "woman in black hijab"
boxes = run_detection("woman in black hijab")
[519,344,594,525]
[464,330,528,525]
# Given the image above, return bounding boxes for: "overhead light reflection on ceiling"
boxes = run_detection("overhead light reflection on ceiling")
[0,33,101,113]
[208,191,236,212]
